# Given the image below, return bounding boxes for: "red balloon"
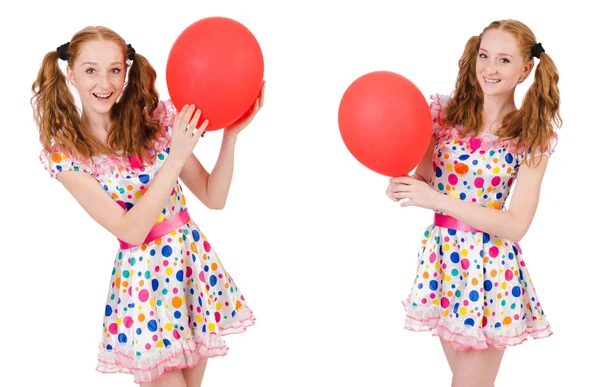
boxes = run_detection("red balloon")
[338,71,432,177]
[166,17,264,131]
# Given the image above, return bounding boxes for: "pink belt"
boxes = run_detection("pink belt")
[433,213,522,254]
[118,209,191,249]
[434,213,481,233]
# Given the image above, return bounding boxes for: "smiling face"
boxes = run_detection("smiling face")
[67,39,126,117]
[475,28,533,99]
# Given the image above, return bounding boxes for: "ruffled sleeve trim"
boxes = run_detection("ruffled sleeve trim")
[39,144,94,179]
[430,93,450,139]
[153,100,177,134]
[150,99,178,152]
[520,131,559,161]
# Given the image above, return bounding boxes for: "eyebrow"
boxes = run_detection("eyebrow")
[479,48,514,58]
[81,61,123,66]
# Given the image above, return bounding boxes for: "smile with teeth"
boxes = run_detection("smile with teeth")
[483,77,501,84]
[93,92,113,99]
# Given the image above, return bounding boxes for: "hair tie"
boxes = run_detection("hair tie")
[531,42,545,59]
[126,44,136,61]
[57,42,70,61]
[56,42,135,62]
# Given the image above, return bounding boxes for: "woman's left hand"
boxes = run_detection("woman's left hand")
[224,80,265,137]
[388,176,442,210]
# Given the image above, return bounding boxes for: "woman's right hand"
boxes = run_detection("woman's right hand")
[386,173,425,202]
[169,104,209,165]
[386,179,401,202]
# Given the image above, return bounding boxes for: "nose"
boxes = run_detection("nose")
[98,73,111,89]
[483,61,499,75]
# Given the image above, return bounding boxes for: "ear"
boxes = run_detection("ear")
[520,60,534,81]
[66,65,75,86]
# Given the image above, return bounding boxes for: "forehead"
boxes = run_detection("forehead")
[479,29,519,56]
[75,40,124,65]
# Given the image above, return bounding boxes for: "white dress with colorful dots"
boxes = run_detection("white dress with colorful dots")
[40,100,255,383]
[402,94,556,351]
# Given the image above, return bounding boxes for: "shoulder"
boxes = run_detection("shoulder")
[152,99,178,132]
[429,93,459,139]
[148,99,179,154]
[518,131,559,162]
[429,93,450,121]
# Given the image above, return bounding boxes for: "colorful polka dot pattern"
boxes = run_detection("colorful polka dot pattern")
[402,94,556,350]
[40,100,255,383]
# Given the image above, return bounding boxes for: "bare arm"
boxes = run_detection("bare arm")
[56,104,206,245]
[179,83,264,210]
[435,156,550,241]
[411,134,437,183]
[57,156,186,245]
[179,133,237,210]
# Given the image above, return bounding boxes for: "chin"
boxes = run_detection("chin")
[92,106,114,115]
[88,100,116,115]
[478,83,508,97]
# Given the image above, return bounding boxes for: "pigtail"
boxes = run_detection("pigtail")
[444,36,484,133]
[109,51,162,163]
[499,50,562,165]
[31,49,87,157]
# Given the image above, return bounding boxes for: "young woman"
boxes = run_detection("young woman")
[32,26,264,386]
[386,19,560,387]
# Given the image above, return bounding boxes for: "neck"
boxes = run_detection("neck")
[82,106,111,143]
[481,92,517,135]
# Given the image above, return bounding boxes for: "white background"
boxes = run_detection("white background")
[1,0,597,386]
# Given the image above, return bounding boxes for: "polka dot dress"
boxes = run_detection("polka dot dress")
[402,94,557,351]
[40,100,255,384]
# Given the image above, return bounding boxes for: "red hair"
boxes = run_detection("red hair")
[444,20,562,165]
[31,26,164,164]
